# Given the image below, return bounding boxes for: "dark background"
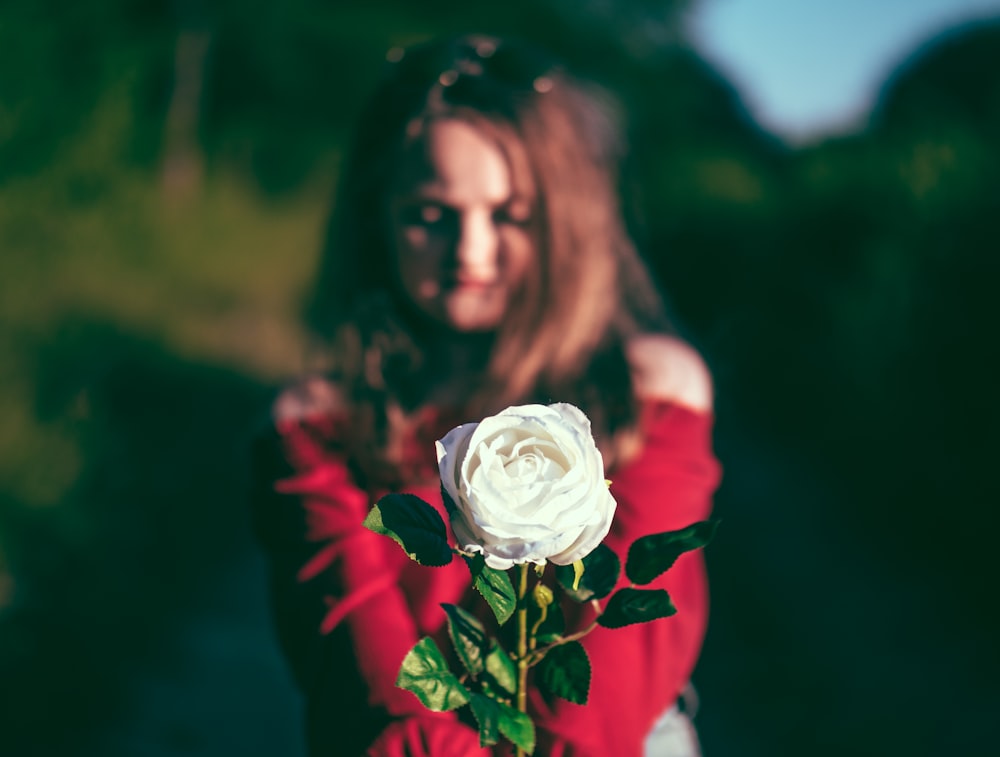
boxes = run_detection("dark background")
[1,1,998,755]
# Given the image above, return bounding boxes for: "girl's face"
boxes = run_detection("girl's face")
[388,119,536,333]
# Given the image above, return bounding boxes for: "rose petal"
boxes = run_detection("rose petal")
[437,402,615,567]
[548,490,617,565]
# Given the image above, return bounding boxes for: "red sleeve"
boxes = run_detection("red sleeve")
[528,401,721,756]
[251,410,486,756]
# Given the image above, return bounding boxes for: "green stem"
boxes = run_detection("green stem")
[516,563,529,757]
[529,604,547,652]
[525,598,603,667]
[525,619,599,666]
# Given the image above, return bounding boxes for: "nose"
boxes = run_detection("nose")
[454,209,498,276]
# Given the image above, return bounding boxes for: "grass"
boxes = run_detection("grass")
[0,143,331,754]
[0,149,328,521]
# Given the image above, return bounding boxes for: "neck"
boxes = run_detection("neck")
[421,328,494,406]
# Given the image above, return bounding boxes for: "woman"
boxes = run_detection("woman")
[252,35,719,756]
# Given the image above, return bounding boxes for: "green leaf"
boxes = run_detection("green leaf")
[363,493,453,567]
[483,643,517,699]
[442,603,488,678]
[464,554,516,625]
[480,697,535,754]
[597,588,677,629]
[625,519,718,585]
[536,641,591,705]
[497,701,536,754]
[555,543,620,601]
[469,693,502,747]
[396,637,470,711]
[469,694,536,754]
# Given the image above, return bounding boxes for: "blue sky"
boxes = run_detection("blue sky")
[689,0,1000,141]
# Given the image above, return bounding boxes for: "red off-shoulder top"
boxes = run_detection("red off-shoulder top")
[252,400,720,756]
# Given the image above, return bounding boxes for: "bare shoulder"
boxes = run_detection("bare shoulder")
[271,375,347,424]
[625,334,714,412]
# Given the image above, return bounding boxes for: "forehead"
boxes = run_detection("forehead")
[394,118,533,203]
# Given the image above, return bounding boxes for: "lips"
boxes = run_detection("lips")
[450,273,497,290]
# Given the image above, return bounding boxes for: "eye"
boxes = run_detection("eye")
[494,199,532,227]
[398,203,454,230]
[419,204,443,224]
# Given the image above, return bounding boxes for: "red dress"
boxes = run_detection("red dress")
[252,400,720,756]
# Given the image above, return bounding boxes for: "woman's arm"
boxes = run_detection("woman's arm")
[252,378,486,756]
[528,338,719,755]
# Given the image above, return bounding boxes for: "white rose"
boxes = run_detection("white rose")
[435,403,617,570]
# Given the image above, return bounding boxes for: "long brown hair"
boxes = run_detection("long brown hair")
[305,35,669,484]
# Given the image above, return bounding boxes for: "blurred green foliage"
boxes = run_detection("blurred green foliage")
[0,1,997,754]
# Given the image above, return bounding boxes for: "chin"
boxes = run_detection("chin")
[445,318,501,334]
[443,300,505,333]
